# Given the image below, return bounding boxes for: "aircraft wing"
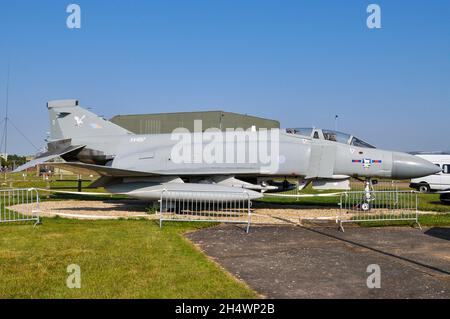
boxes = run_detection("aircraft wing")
[48,162,155,177]
[13,145,86,173]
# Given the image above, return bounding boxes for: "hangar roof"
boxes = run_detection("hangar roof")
[111,110,280,134]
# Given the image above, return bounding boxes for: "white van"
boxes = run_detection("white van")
[410,153,450,192]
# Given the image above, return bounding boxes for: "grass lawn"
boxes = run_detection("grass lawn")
[0,218,258,299]
[355,213,450,228]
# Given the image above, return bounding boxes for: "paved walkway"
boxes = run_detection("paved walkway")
[187,225,450,298]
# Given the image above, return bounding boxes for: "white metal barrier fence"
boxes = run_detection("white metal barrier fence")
[337,190,420,232]
[0,188,40,226]
[159,190,252,233]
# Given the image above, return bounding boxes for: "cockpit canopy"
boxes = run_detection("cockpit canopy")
[285,128,376,149]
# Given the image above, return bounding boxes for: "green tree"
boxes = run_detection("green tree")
[1,154,27,168]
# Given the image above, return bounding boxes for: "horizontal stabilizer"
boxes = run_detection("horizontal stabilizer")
[13,144,86,173]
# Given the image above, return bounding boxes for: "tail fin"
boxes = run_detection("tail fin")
[47,99,133,141]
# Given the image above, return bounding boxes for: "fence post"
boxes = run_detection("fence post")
[33,188,41,226]
[246,191,251,234]
[159,189,166,229]
[415,191,422,230]
[337,192,346,232]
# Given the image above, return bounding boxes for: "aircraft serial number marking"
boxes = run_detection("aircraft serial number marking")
[130,137,146,143]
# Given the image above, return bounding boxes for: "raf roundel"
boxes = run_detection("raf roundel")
[352,159,382,169]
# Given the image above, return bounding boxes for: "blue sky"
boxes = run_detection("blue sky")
[0,0,449,155]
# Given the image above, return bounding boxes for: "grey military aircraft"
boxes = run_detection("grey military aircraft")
[15,100,440,201]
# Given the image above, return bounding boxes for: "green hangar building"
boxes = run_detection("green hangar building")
[110,111,280,134]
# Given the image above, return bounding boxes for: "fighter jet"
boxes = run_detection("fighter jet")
[15,100,440,201]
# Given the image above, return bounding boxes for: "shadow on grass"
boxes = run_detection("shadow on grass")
[429,201,450,206]
[424,227,450,241]
[45,193,129,201]
[51,199,150,213]
[0,220,40,227]
[38,193,156,214]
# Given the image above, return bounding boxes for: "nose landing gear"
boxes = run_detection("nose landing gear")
[359,179,375,212]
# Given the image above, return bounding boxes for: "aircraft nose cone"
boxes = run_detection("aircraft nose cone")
[392,153,441,179]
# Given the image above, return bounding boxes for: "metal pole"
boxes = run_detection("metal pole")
[3,63,10,181]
